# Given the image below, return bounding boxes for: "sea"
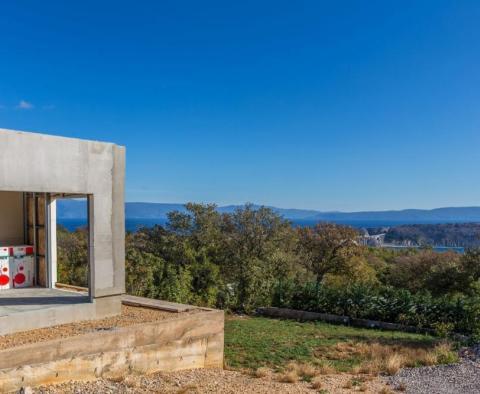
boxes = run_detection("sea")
[58,218,466,253]
[59,218,168,232]
[59,218,474,232]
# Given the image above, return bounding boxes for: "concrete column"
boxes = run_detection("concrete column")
[87,194,95,301]
[48,198,57,288]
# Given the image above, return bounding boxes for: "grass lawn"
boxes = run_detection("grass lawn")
[225,315,458,375]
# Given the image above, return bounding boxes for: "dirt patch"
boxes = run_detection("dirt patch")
[34,368,391,393]
[0,305,199,350]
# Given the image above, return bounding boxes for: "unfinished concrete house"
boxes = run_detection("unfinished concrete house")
[0,128,125,333]
[0,129,223,392]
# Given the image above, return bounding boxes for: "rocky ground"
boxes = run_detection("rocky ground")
[29,349,480,394]
[387,345,480,394]
[32,347,480,394]
[23,340,480,393]
[33,369,389,393]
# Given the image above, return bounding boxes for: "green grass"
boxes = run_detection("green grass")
[225,315,456,372]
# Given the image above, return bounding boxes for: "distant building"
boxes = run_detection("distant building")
[359,233,386,247]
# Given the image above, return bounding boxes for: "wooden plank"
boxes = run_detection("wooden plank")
[38,256,47,287]
[122,295,196,313]
[55,282,89,292]
[27,196,35,227]
[37,195,46,225]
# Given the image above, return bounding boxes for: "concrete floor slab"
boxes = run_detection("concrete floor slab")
[0,287,104,335]
[0,288,89,316]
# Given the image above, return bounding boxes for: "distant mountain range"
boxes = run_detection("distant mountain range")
[56,201,480,225]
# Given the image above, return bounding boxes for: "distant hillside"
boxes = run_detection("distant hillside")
[217,205,320,220]
[384,223,480,248]
[56,200,480,225]
[312,207,480,223]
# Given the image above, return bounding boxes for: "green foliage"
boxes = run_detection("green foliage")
[273,281,480,335]
[125,248,162,298]
[385,250,463,295]
[188,256,220,306]
[56,202,480,335]
[432,322,455,338]
[57,226,88,287]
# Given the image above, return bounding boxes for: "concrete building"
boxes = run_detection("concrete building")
[0,128,125,334]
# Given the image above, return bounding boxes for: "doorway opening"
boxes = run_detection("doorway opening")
[54,196,90,291]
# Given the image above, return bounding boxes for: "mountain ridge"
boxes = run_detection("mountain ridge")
[56,201,480,223]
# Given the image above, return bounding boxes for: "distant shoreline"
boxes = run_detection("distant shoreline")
[381,244,465,253]
[57,217,480,232]
[57,218,473,252]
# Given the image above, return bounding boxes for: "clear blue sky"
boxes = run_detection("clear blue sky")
[1,1,479,211]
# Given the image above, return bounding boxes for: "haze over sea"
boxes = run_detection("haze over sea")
[58,218,474,233]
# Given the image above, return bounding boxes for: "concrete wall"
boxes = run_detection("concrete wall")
[0,309,224,392]
[0,129,125,300]
[0,191,24,245]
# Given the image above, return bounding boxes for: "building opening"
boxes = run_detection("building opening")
[0,191,92,297]
[55,197,89,290]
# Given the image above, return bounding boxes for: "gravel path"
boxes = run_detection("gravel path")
[33,369,388,393]
[388,346,480,394]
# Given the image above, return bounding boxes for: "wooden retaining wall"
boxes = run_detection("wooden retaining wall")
[0,309,224,393]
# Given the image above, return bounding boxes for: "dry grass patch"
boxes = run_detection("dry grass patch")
[299,363,316,376]
[326,340,457,376]
[317,361,336,375]
[107,375,125,383]
[295,362,318,379]
[122,375,140,388]
[278,370,299,383]
[343,376,370,391]
[385,353,405,375]
[421,352,438,366]
[283,361,319,381]
[253,367,269,378]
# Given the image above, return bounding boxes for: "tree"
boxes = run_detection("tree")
[297,223,360,285]
[385,250,461,295]
[57,226,88,287]
[220,204,299,311]
[125,248,163,298]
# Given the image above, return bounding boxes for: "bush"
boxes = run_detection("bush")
[272,280,480,335]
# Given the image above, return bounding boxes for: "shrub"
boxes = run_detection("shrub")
[272,280,480,335]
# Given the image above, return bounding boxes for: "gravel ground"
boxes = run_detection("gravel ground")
[0,305,198,350]
[387,346,480,394]
[33,369,388,393]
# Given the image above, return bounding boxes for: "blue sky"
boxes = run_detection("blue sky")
[1,1,479,211]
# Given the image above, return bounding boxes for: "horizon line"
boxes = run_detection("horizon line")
[122,201,480,214]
